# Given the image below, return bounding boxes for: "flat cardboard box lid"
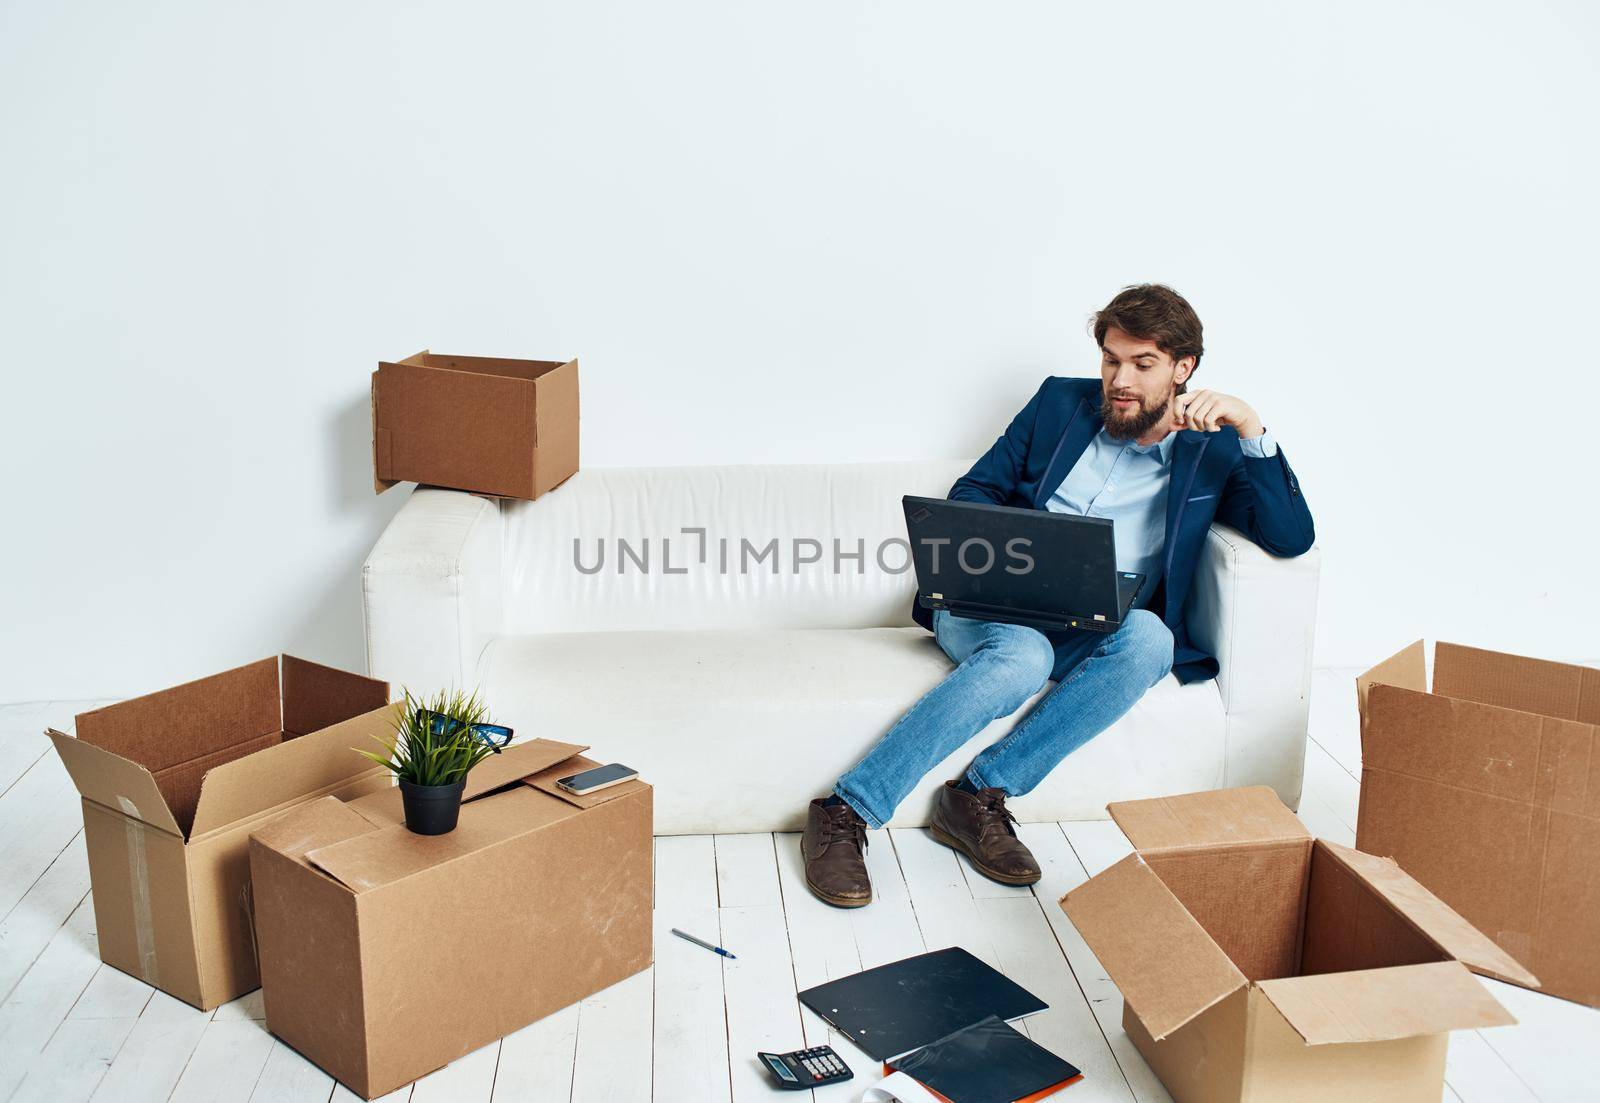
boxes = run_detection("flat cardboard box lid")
[460,738,588,800]
[1258,961,1515,1044]
[1432,641,1600,724]
[343,737,590,827]
[1108,785,1311,852]
[523,754,648,809]
[1318,841,1539,988]
[304,739,592,894]
[187,706,394,837]
[1356,639,1427,722]
[252,794,379,864]
[1061,854,1247,1040]
[1356,638,1600,729]
[46,728,183,836]
[307,787,581,892]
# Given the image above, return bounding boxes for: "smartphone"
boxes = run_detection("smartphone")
[555,762,638,796]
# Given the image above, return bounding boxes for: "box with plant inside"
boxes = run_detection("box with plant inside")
[357,688,514,835]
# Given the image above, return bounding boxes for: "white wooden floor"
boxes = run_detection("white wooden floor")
[2,672,1596,1102]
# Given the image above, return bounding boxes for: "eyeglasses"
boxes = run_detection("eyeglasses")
[414,709,514,753]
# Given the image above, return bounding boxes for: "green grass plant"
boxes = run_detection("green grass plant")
[357,687,506,787]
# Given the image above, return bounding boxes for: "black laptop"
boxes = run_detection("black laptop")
[903,495,1145,633]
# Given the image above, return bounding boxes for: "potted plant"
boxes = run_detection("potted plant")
[357,688,514,835]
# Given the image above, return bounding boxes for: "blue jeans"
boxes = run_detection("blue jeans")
[834,609,1175,828]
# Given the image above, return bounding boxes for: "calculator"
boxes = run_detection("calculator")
[757,1045,853,1089]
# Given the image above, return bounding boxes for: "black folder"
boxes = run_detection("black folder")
[890,1016,1082,1103]
[796,947,1047,1062]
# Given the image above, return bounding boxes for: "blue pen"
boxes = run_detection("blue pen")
[671,927,737,960]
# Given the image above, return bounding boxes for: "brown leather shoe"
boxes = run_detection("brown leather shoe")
[801,798,873,908]
[929,782,1041,886]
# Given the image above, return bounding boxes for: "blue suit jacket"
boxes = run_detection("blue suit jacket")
[914,377,1315,684]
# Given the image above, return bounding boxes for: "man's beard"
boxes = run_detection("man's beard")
[1102,389,1170,441]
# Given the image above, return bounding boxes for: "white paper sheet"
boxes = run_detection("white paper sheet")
[859,1070,944,1103]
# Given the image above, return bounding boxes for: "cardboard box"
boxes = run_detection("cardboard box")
[248,739,653,1099]
[1061,786,1536,1103]
[372,350,579,500]
[1357,640,1600,1008]
[45,656,391,1010]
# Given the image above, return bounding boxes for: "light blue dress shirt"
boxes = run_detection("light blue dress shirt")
[1045,426,1277,603]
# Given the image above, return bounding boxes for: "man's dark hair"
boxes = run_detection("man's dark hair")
[1091,283,1204,394]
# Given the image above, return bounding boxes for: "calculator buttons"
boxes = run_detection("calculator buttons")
[758,1046,852,1089]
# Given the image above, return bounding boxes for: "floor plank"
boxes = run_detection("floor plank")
[714,833,782,908]
[1473,978,1600,1102]
[1301,735,1360,828]
[0,896,101,1099]
[0,702,111,797]
[1291,775,1356,846]
[0,749,87,922]
[212,987,266,1021]
[772,828,865,1058]
[1307,667,1363,776]
[653,835,732,1103]
[773,850,862,1000]
[70,963,154,1021]
[1019,821,1172,1103]
[409,1038,500,1103]
[888,828,1007,973]
[1297,738,1359,845]
[714,830,815,1099]
[10,1013,138,1103]
[719,902,810,1101]
[973,893,1136,1102]
[889,822,1134,1099]
[847,832,926,970]
[1061,820,1134,879]
[89,991,213,1103]
[167,1017,276,1102]
[570,969,655,1103]
[0,705,53,799]
[716,829,810,1103]
[249,1039,338,1103]
[0,831,90,1004]
[1445,1027,1537,1103]
[773,828,931,1084]
[492,1003,579,1103]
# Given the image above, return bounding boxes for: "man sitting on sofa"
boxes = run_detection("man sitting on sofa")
[802,283,1316,907]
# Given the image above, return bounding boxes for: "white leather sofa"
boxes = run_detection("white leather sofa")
[362,462,1320,834]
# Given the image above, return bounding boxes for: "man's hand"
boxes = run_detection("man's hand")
[1173,389,1264,439]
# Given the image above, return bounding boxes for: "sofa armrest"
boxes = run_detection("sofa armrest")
[362,488,503,693]
[1185,523,1321,808]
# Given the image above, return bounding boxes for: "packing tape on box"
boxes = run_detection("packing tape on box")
[116,796,161,987]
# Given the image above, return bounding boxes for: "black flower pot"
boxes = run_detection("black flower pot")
[399,778,466,835]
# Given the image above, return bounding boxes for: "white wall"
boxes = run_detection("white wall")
[4,1,1598,701]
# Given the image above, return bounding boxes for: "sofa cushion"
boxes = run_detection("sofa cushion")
[478,626,1227,834]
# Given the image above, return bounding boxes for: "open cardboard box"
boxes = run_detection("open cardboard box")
[1358,640,1600,1008]
[1061,786,1536,1103]
[45,656,391,1010]
[372,350,579,500]
[248,737,653,1100]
